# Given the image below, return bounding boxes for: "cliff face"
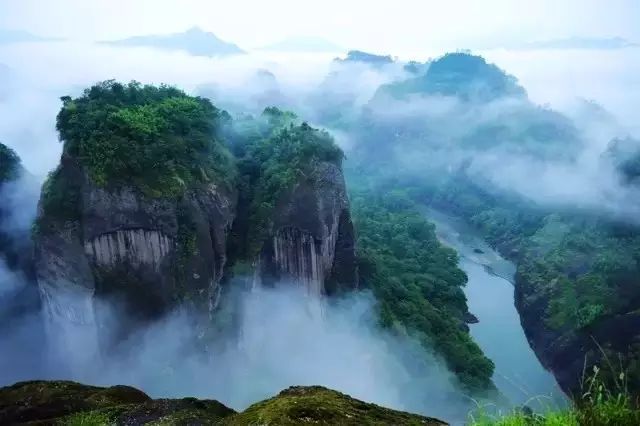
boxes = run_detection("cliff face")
[32,84,359,377]
[0,144,45,382]
[515,273,640,397]
[256,161,358,296]
[34,155,236,369]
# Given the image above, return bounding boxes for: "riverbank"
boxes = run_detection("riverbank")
[422,207,566,410]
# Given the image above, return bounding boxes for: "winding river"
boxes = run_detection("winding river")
[423,208,566,410]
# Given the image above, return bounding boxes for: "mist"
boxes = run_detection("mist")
[0,21,639,424]
[1,282,473,424]
[353,63,640,223]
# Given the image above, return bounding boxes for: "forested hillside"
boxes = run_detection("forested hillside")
[334,51,640,398]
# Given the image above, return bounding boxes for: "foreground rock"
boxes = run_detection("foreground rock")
[0,380,447,425]
[227,386,446,426]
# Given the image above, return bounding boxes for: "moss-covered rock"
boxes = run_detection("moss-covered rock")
[0,380,149,424]
[224,386,447,426]
[66,398,236,425]
[0,381,447,425]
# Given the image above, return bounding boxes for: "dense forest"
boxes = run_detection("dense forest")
[352,188,495,393]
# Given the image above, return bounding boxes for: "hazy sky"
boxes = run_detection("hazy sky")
[1,0,638,52]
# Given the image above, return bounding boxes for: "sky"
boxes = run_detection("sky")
[1,0,638,52]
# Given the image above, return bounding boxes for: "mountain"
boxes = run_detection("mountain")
[103,27,245,57]
[346,51,640,398]
[259,36,343,52]
[335,50,394,66]
[32,82,357,371]
[0,29,60,44]
[376,52,526,102]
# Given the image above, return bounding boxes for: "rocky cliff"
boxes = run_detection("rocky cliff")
[226,113,358,297]
[32,84,358,372]
[32,82,240,371]
[256,161,357,296]
[34,154,236,370]
[515,269,640,398]
[0,143,44,383]
[0,380,447,425]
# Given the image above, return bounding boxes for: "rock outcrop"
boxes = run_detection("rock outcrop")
[0,380,447,425]
[33,154,236,371]
[31,84,359,379]
[0,143,45,383]
[256,161,358,296]
[515,274,640,397]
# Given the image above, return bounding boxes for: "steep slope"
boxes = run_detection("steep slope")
[351,189,495,394]
[0,143,44,383]
[228,109,357,295]
[0,380,447,425]
[33,82,238,369]
[422,174,640,397]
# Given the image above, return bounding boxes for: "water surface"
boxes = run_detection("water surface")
[424,208,566,409]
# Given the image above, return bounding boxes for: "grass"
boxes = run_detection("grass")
[62,410,114,425]
[469,362,640,426]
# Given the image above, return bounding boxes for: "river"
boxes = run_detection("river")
[423,208,567,410]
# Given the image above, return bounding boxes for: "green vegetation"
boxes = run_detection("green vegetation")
[605,137,640,182]
[224,386,445,425]
[174,203,198,300]
[56,80,236,197]
[0,381,444,425]
[469,366,640,425]
[403,173,640,394]
[230,107,344,258]
[0,142,19,183]
[62,410,114,425]
[352,188,495,393]
[37,164,82,231]
[423,175,640,332]
[377,52,526,102]
[332,49,639,397]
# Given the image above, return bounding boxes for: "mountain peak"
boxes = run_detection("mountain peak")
[104,27,244,57]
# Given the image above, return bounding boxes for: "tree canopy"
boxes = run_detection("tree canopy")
[56,80,236,197]
[0,143,19,184]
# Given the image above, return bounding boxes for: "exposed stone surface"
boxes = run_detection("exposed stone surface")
[33,155,237,370]
[257,162,358,296]
[84,229,173,271]
[515,273,640,397]
[0,380,447,425]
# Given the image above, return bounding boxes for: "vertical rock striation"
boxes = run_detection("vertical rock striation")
[84,229,172,271]
[257,161,357,295]
[33,158,236,370]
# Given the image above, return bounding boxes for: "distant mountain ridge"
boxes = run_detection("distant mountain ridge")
[335,50,395,66]
[103,27,245,57]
